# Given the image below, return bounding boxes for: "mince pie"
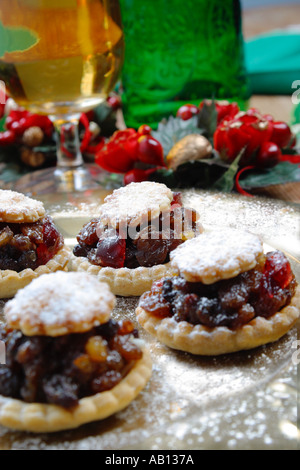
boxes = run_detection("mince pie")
[0,189,71,298]
[72,182,202,296]
[0,271,152,432]
[136,229,299,355]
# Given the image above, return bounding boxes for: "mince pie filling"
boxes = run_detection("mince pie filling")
[139,251,297,330]
[73,193,199,269]
[0,319,142,409]
[0,215,64,272]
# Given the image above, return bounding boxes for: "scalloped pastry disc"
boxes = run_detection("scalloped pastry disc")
[0,346,152,433]
[5,271,116,336]
[0,245,71,300]
[136,285,300,355]
[99,181,173,228]
[170,229,264,284]
[0,189,45,223]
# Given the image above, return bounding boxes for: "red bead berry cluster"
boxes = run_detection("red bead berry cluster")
[176,101,296,169]
[0,108,53,147]
[95,124,165,184]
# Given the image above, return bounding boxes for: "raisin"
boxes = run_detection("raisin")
[135,227,169,267]
[85,336,108,362]
[0,320,143,408]
[21,222,44,244]
[111,335,143,361]
[91,370,122,394]
[73,244,89,258]
[76,218,100,246]
[43,374,79,408]
[0,367,20,398]
[141,251,297,330]
[0,227,13,247]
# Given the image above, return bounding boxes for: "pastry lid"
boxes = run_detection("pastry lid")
[0,189,45,223]
[99,182,174,228]
[4,271,116,336]
[170,229,264,284]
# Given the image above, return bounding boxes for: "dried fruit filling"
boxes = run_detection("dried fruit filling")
[73,193,199,269]
[0,319,142,408]
[139,251,297,330]
[0,216,64,272]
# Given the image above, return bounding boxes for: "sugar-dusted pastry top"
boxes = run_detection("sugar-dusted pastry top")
[99,181,174,228]
[4,271,116,336]
[0,189,45,223]
[170,229,264,284]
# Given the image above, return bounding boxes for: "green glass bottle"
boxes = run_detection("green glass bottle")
[119,0,250,129]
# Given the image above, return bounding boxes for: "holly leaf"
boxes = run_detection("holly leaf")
[197,99,218,143]
[0,21,39,57]
[238,162,300,189]
[0,117,5,132]
[212,150,244,192]
[149,157,228,189]
[152,115,204,156]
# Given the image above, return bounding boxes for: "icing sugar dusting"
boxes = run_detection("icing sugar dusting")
[170,229,264,283]
[4,271,115,336]
[99,182,173,227]
[0,189,45,222]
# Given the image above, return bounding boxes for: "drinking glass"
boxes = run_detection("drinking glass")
[0,0,124,192]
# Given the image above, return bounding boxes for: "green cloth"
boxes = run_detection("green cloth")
[245,30,300,95]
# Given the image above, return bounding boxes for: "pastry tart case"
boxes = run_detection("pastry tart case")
[0,188,298,450]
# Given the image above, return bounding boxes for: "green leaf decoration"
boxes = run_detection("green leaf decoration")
[0,20,39,58]
[212,150,244,192]
[0,117,5,132]
[150,157,228,189]
[152,115,204,157]
[197,99,218,143]
[239,162,300,189]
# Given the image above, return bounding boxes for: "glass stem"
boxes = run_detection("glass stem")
[53,115,84,169]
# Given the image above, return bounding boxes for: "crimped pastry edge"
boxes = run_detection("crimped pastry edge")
[0,347,152,433]
[71,255,176,296]
[0,245,71,299]
[136,285,300,355]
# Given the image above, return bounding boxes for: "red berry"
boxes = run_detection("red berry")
[10,118,27,136]
[106,94,122,110]
[137,124,152,135]
[96,236,126,268]
[136,134,164,166]
[176,104,199,121]
[170,191,182,209]
[255,142,281,168]
[123,167,157,185]
[270,121,292,149]
[0,130,16,145]
[264,251,293,289]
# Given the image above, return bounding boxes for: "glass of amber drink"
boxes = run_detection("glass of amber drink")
[0,0,124,192]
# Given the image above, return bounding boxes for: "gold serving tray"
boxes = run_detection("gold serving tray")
[0,189,299,450]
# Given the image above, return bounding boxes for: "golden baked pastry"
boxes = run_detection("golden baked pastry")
[72,182,202,296]
[0,189,70,298]
[0,189,45,223]
[0,271,152,432]
[136,230,299,355]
